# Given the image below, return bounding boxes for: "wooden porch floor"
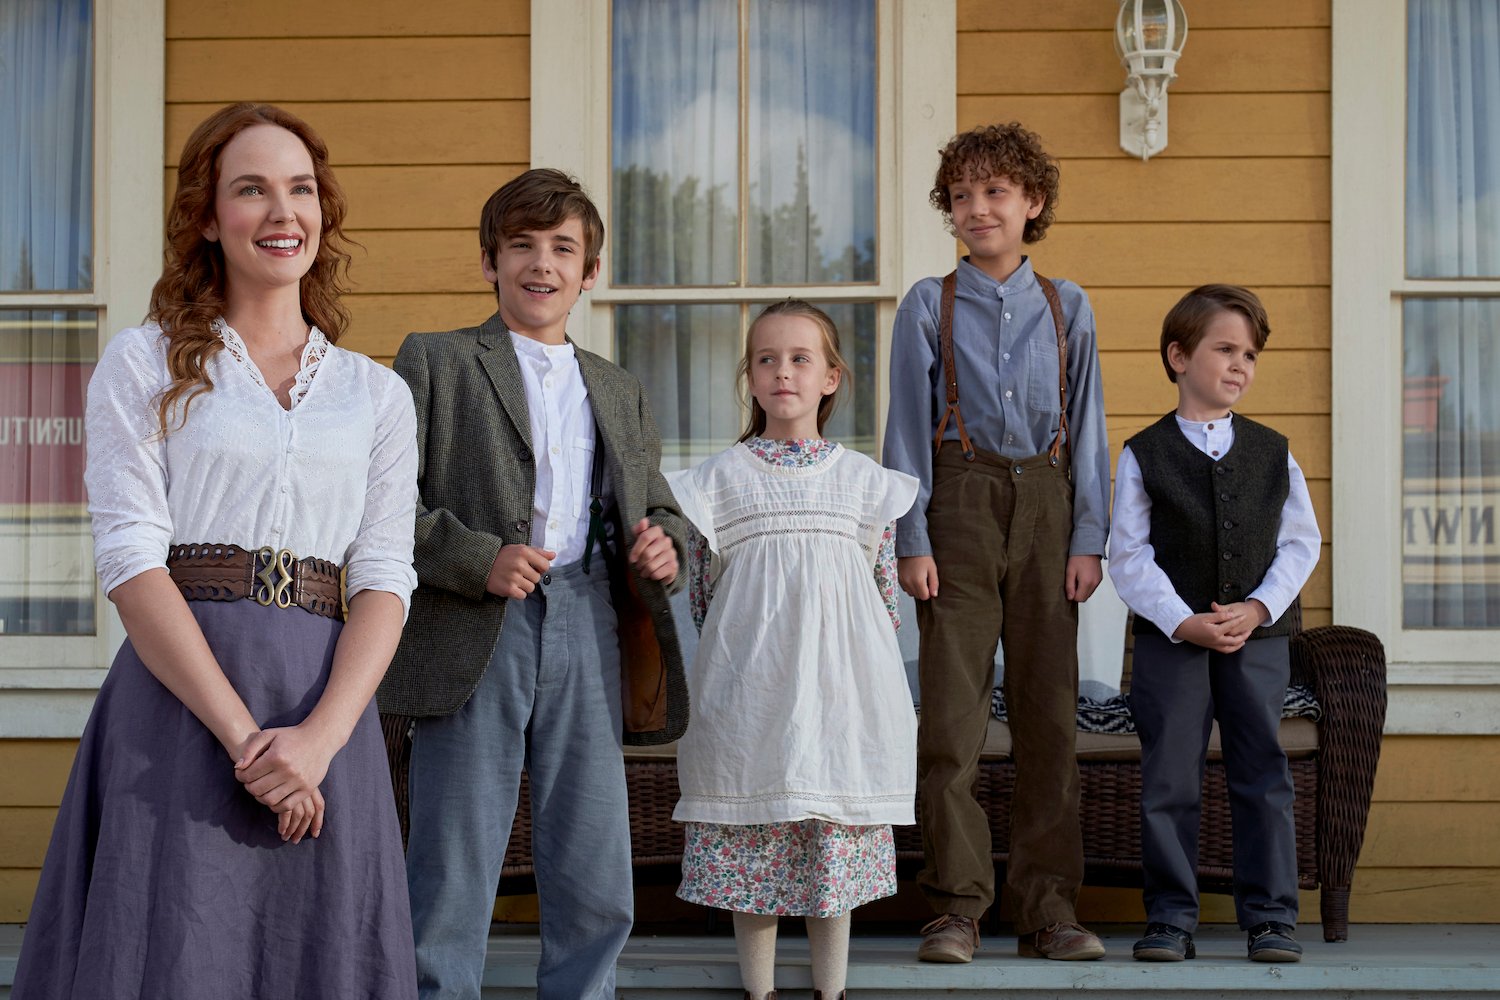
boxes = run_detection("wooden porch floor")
[4,923,1496,998]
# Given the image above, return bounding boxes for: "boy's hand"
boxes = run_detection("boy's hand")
[1065,555,1103,603]
[1210,599,1270,639]
[486,544,556,599]
[898,556,940,600]
[629,518,678,582]
[1173,609,1249,653]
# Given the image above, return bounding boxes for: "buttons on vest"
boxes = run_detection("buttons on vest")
[1220,492,1231,501]
[1014,465,1024,475]
[1223,519,1234,529]
[1222,551,1233,560]
[1222,582,1234,592]
[1215,466,1227,475]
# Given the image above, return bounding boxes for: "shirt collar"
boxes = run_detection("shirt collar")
[956,255,1036,299]
[508,329,576,368]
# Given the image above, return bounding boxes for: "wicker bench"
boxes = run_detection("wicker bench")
[381,621,1386,943]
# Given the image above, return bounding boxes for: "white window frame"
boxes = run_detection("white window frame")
[529,0,955,450]
[1332,0,1500,734]
[0,0,165,736]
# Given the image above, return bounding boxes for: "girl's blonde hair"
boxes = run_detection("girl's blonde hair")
[736,299,849,442]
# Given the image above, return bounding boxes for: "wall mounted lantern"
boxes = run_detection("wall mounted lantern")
[1115,0,1188,160]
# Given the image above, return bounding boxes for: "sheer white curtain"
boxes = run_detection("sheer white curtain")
[0,0,93,292]
[1402,0,1500,627]
[610,0,878,466]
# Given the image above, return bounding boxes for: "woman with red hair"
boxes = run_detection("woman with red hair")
[13,104,419,998]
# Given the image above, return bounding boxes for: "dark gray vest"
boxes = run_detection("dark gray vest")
[1127,412,1292,638]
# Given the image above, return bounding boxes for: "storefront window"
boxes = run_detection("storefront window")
[1401,0,1500,627]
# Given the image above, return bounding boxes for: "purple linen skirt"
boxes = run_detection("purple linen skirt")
[12,599,417,999]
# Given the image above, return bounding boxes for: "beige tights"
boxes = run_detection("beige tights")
[732,911,852,999]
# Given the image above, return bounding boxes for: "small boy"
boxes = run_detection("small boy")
[1108,284,1320,964]
[884,122,1111,964]
[378,169,687,999]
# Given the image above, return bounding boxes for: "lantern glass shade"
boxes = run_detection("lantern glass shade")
[1115,0,1187,79]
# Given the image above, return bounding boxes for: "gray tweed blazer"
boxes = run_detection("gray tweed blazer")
[377,313,689,745]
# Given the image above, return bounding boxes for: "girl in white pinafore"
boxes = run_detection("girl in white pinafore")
[667,300,918,1000]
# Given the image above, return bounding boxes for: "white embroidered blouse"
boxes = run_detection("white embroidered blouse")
[85,323,419,613]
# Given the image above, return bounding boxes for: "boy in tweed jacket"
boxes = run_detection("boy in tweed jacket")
[379,169,687,1000]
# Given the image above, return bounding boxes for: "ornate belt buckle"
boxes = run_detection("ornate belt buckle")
[253,546,296,609]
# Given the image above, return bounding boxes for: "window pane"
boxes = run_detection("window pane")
[747,0,877,285]
[0,310,97,635]
[617,303,742,469]
[1401,298,1500,628]
[612,0,739,287]
[0,0,94,292]
[1406,0,1500,278]
[616,301,878,469]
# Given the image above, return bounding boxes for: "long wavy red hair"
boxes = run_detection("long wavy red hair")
[148,103,353,433]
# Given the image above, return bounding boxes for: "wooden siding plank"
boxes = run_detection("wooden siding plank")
[1359,803,1500,868]
[0,809,56,868]
[1059,158,1329,223]
[167,0,529,38]
[958,93,1330,158]
[1030,222,1330,287]
[0,869,41,923]
[1092,287,1330,352]
[344,294,499,358]
[1373,736,1500,803]
[1338,867,1500,923]
[167,37,529,103]
[958,0,1330,32]
[339,166,527,231]
[343,230,492,294]
[0,741,78,808]
[958,29,1329,96]
[166,102,528,167]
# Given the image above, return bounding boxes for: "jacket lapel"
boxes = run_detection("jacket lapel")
[576,348,630,499]
[475,313,533,450]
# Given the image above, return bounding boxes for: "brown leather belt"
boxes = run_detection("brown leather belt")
[166,542,346,621]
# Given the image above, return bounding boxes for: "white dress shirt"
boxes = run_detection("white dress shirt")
[86,323,418,613]
[1108,413,1321,641]
[509,331,596,564]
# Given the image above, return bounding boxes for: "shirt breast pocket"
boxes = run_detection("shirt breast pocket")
[572,435,598,515]
[1027,338,1062,414]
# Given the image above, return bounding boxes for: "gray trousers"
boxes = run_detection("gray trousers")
[1130,632,1298,932]
[405,560,632,1000]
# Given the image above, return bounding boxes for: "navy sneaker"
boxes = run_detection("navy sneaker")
[1247,921,1303,962]
[1133,922,1195,961]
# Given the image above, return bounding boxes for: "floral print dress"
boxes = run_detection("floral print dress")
[674,437,907,918]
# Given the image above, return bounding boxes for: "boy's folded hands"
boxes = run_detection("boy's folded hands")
[1172,599,1270,653]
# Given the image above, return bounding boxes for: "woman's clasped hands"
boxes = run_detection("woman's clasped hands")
[231,725,340,844]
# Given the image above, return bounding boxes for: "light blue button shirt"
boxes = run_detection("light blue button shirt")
[882,256,1110,558]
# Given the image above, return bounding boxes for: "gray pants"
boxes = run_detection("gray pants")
[405,560,632,1000]
[1130,632,1298,932]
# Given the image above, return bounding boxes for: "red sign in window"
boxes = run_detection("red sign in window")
[0,362,93,505]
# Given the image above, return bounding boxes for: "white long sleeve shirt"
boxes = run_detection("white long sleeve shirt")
[509,331,597,564]
[86,323,418,613]
[1107,413,1320,641]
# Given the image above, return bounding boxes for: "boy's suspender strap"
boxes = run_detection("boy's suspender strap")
[1035,273,1070,465]
[931,269,1068,465]
[932,271,977,461]
[581,424,608,574]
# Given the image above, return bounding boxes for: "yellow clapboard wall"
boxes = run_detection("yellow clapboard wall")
[163,0,527,361]
[957,0,1333,626]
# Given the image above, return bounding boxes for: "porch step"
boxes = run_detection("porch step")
[2,924,1496,997]
[543,924,1497,999]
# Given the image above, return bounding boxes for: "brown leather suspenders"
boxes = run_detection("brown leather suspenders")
[932,269,1071,466]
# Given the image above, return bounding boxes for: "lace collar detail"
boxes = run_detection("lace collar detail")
[743,436,839,468]
[214,319,330,410]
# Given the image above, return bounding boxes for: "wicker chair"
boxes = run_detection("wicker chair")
[381,620,1385,942]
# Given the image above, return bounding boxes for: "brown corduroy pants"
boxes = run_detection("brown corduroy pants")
[915,446,1084,933]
